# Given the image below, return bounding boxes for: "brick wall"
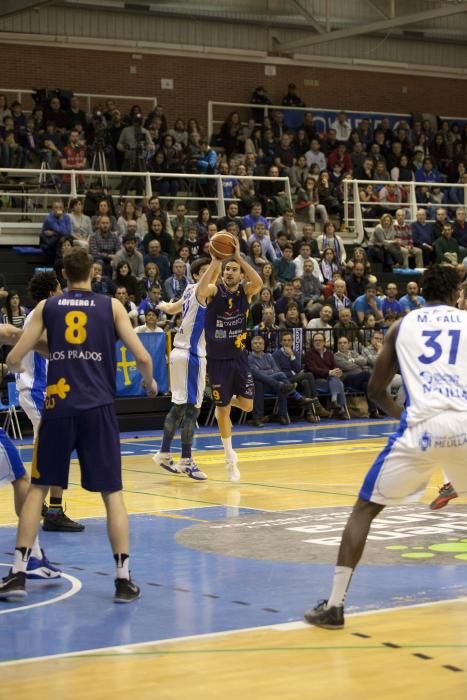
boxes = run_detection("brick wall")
[2,43,466,129]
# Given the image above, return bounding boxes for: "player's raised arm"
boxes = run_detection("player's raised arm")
[367,320,403,420]
[232,238,262,299]
[158,298,184,315]
[196,256,222,304]
[112,298,158,397]
[7,302,47,372]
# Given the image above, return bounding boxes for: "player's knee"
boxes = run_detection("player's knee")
[237,397,253,412]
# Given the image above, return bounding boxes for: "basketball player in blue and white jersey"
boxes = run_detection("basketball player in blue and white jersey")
[0,248,157,603]
[153,256,221,480]
[205,238,262,481]
[304,266,467,629]
[17,271,84,532]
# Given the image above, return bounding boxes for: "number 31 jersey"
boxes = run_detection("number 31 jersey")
[43,290,116,415]
[396,304,467,426]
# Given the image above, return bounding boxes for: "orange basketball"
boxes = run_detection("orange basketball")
[209,232,237,259]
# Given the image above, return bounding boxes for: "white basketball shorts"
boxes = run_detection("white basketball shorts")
[19,389,43,440]
[170,347,206,409]
[360,410,467,505]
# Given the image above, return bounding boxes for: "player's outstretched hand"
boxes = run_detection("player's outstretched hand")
[143,378,158,398]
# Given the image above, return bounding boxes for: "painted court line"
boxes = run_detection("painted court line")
[1,596,465,667]
[0,569,82,616]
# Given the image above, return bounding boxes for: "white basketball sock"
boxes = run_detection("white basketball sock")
[221,436,234,458]
[327,566,353,608]
[31,536,42,559]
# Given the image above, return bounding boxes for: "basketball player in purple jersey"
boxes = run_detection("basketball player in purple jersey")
[205,239,262,481]
[0,248,157,604]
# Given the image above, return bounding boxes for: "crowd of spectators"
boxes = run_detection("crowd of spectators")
[2,87,467,421]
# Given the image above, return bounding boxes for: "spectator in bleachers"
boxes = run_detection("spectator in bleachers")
[305,305,334,349]
[112,233,144,281]
[331,111,352,144]
[242,201,269,238]
[137,284,165,327]
[91,261,116,297]
[42,96,66,132]
[356,117,373,148]
[317,221,347,265]
[91,199,118,231]
[317,171,341,221]
[334,336,379,417]
[65,95,87,132]
[143,239,171,280]
[415,156,443,183]
[411,208,434,266]
[333,307,362,349]
[345,261,368,301]
[281,82,306,107]
[327,143,352,173]
[434,222,460,266]
[432,207,449,239]
[273,243,296,283]
[88,215,121,275]
[250,287,275,324]
[275,280,307,328]
[326,278,352,322]
[69,198,93,245]
[292,222,318,257]
[1,290,27,328]
[246,240,267,271]
[60,128,87,195]
[394,208,424,268]
[302,260,324,317]
[143,218,174,258]
[300,112,319,142]
[319,248,341,284]
[399,281,425,314]
[163,259,188,301]
[381,282,403,321]
[295,176,328,225]
[135,308,165,335]
[257,164,288,216]
[354,156,374,180]
[253,306,280,352]
[273,133,295,176]
[453,207,467,259]
[293,241,322,281]
[391,153,414,182]
[289,154,309,193]
[305,138,327,172]
[258,262,281,299]
[113,260,140,302]
[248,335,296,426]
[0,94,11,124]
[345,247,372,277]
[304,332,347,418]
[352,282,384,327]
[269,208,299,241]
[116,200,145,240]
[368,212,404,269]
[283,302,303,330]
[40,198,72,263]
[114,285,138,327]
[248,221,277,261]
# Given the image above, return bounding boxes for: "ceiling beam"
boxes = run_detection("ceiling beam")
[0,0,53,18]
[288,0,325,34]
[277,4,467,53]
[365,0,388,20]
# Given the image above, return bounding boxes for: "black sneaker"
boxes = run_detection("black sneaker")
[304,599,344,629]
[114,577,141,604]
[42,506,85,532]
[0,570,27,601]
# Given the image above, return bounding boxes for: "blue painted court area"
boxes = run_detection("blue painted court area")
[0,505,465,664]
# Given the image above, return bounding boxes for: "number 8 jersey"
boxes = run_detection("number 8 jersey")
[43,290,116,415]
[396,304,467,427]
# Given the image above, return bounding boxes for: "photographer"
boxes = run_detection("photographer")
[117,113,155,196]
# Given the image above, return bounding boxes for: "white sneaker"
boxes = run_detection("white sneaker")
[179,459,208,481]
[225,451,240,482]
[152,452,182,475]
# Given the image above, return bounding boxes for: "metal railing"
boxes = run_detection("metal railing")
[342,179,467,243]
[0,167,292,234]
